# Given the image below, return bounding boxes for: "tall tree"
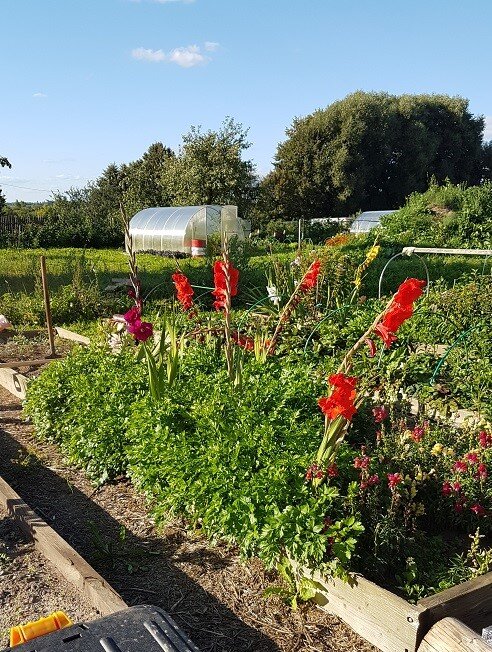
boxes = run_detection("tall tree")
[162,118,258,217]
[263,92,489,221]
[0,155,11,215]
[123,142,175,211]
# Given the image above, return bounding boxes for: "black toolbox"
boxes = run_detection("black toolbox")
[3,606,200,652]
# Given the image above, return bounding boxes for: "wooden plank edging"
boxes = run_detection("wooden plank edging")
[0,475,127,616]
[55,327,90,346]
[417,617,492,652]
[0,368,29,400]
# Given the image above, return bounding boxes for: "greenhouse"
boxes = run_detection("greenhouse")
[129,205,249,255]
[350,210,395,234]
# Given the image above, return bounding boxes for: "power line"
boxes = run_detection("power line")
[0,181,55,192]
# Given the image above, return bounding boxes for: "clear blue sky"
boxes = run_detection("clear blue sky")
[2,0,492,203]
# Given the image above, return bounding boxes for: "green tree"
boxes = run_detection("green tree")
[123,142,175,212]
[263,92,489,221]
[162,118,258,217]
[0,155,12,215]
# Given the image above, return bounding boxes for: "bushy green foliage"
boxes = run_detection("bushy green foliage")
[379,181,492,248]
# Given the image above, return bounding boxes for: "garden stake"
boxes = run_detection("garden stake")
[40,255,57,358]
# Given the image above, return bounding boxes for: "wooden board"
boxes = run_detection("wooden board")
[300,565,426,652]
[0,475,127,616]
[55,326,90,345]
[0,357,61,369]
[418,617,492,652]
[418,572,492,637]
[0,367,29,399]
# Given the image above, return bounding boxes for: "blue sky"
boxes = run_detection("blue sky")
[2,0,492,203]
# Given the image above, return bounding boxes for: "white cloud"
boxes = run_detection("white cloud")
[132,44,208,67]
[484,116,492,142]
[33,92,47,98]
[204,41,220,52]
[132,47,167,62]
[168,45,206,67]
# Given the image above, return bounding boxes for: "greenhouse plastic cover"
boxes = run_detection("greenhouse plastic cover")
[350,210,395,233]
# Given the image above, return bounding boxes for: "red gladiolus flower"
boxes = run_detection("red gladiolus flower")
[381,302,413,333]
[299,260,321,292]
[328,373,357,392]
[364,338,376,358]
[470,503,486,516]
[393,278,426,305]
[372,406,389,423]
[212,260,239,311]
[465,452,479,465]
[374,323,398,349]
[478,431,492,448]
[387,472,402,489]
[442,481,452,496]
[172,272,194,312]
[453,460,468,473]
[127,319,153,342]
[318,374,357,421]
[124,305,141,324]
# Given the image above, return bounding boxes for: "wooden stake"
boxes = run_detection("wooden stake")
[40,255,56,357]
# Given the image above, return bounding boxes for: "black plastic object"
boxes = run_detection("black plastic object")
[3,605,200,652]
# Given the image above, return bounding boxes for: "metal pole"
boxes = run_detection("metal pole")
[298,219,302,253]
[40,255,57,357]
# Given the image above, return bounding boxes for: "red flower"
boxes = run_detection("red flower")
[305,463,324,481]
[172,272,194,312]
[411,425,425,443]
[299,260,321,292]
[372,406,389,423]
[478,431,492,448]
[381,302,413,332]
[452,481,462,492]
[442,481,452,496]
[364,338,376,358]
[326,463,338,478]
[374,323,398,349]
[465,452,479,465]
[354,455,370,469]
[231,331,255,351]
[470,503,486,516]
[212,260,239,311]
[124,305,141,324]
[387,472,403,489]
[476,463,488,480]
[127,319,153,342]
[453,460,468,473]
[454,498,466,513]
[318,374,357,421]
[393,278,426,305]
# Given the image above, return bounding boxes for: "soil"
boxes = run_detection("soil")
[0,336,377,652]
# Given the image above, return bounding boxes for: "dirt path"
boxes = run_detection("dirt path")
[0,384,376,652]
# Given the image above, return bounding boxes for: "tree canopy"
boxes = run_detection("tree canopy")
[261,92,490,221]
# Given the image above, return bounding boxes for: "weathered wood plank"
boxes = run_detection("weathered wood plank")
[418,617,492,652]
[418,572,492,636]
[300,565,426,652]
[0,475,127,616]
[0,368,29,399]
[0,357,61,369]
[55,326,90,345]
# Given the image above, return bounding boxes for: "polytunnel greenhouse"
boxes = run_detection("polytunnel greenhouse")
[129,205,249,255]
[349,210,395,234]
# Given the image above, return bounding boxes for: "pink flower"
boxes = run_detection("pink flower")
[470,503,486,516]
[442,481,452,497]
[478,431,492,448]
[465,452,479,465]
[367,474,379,486]
[387,473,402,489]
[127,319,153,342]
[476,463,488,480]
[354,455,370,470]
[452,482,462,493]
[372,406,389,423]
[411,426,425,443]
[364,338,376,358]
[326,463,338,478]
[124,305,141,324]
[453,460,468,473]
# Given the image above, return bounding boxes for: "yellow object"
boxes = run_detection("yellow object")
[10,611,72,647]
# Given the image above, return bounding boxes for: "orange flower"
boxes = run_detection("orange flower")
[299,260,321,292]
[172,272,194,312]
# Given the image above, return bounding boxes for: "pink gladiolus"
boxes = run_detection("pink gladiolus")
[453,460,468,473]
[387,472,402,489]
